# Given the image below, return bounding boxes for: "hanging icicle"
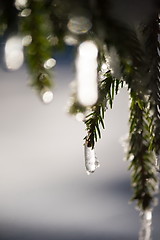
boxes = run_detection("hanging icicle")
[139,209,153,240]
[84,141,100,175]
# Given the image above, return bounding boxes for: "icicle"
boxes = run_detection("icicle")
[139,209,152,240]
[84,142,100,175]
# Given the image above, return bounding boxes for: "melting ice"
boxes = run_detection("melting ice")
[84,143,100,175]
[139,209,152,240]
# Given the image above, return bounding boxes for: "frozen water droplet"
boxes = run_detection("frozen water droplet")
[84,143,100,175]
[139,209,152,240]
[41,89,53,104]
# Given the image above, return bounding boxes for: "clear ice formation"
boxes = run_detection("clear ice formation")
[139,209,152,240]
[84,143,100,175]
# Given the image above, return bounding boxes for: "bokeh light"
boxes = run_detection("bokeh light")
[41,89,53,104]
[5,36,24,71]
[44,58,56,69]
[76,41,98,106]
[67,16,92,34]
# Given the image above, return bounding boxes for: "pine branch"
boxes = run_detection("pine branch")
[90,0,147,92]
[142,12,160,154]
[105,23,147,94]
[21,0,53,92]
[84,70,123,149]
[128,93,157,210]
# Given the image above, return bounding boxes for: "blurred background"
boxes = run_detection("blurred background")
[0,50,159,240]
[0,0,159,239]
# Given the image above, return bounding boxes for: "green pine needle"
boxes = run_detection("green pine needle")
[142,13,160,154]
[21,0,53,92]
[85,70,123,149]
[127,93,158,210]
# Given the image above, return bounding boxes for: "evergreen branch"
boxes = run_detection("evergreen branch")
[128,93,157,210]
[106,25,147,93]
[91,0,147,92]
[21,0,53,92]
[84,70,123,149]
[142,12,160,154]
